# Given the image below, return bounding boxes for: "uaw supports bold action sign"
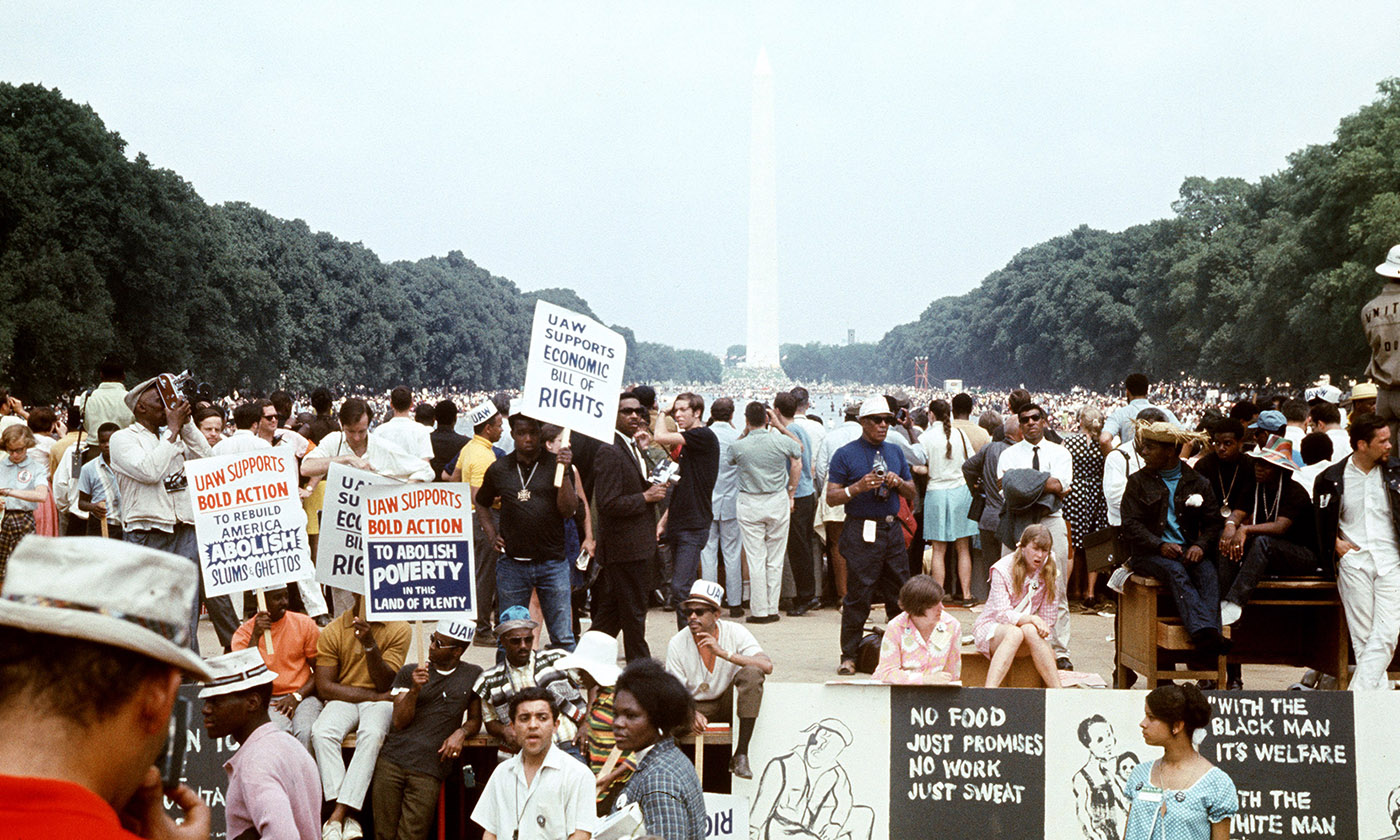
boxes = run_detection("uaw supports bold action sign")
[188,450,311,596]
[362,483,475,621]
[519,300,627,443]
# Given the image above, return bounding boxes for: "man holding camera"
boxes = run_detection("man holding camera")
[727,401,803,625]
[110,375,239,652]
[0,537,214,839]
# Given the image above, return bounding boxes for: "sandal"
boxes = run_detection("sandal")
[837,660,857,676]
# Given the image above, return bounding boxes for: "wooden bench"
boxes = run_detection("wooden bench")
[678,724,732,787]
[1226,577,1349,687]
[959,650,1047,687]
[1116,574,1229,688]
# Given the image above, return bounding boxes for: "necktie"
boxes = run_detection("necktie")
[633,442,649,477]
[1032,445,1040,471]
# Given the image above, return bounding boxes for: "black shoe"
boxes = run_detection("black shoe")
[786,603,810,617]
[747,614,779,625]
[1227,678,1244,690]
[729,606,746,618]
[1055,657,1073,671]
[803,598,822,612]
[729,753,753,780]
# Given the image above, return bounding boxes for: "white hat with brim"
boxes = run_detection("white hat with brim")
[679,579,725,611]
[0,536,212,680]
[124,375,160,412]
[858,396,895,419]
[554,630,622,687]
[1377,244,1400,279]
[436,619,477,646]
[198,648,278,698]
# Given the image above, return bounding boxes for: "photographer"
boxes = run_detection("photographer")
[0,537,214,839]
[110,375,239,653]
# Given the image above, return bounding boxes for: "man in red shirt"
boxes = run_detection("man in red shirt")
[0,536,213,839]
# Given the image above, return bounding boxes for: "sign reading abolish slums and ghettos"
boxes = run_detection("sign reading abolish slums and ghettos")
[316,462,399,593]
[188,450,311,597]
[362,483,475,621]
[519,299,628,443]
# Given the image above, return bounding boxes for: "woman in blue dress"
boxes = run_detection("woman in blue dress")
[1123,683,1237,840]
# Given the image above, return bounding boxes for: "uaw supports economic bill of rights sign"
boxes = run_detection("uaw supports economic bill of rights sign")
[362,483,475,621]
[520,300,627,444]
[188,450,313,596]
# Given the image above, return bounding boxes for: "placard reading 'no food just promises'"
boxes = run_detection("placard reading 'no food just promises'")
[519,299,627,444]
[362,483,476,621]
[187,450,311,597]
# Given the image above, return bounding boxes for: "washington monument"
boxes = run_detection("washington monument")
[744,47,780,369]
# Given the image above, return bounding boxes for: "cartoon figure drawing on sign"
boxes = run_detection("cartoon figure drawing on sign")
[1072,715,1135,840]
[1378,786,1400,840]
[749,718,874,840]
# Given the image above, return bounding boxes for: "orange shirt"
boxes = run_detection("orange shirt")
[231,610,321,697]
[0,774,143,839]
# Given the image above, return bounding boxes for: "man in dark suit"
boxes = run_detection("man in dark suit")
[592,391,669,660]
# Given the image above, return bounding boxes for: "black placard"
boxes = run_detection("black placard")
[1203,691,1356,839]
[164,682,236,840]
[890,686,1045,838]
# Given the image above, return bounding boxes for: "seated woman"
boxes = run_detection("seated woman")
[610,659,707,840]
[873,574,962,685]
[973,524,1063,687]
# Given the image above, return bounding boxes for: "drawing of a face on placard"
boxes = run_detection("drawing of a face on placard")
[734,684,887,840]
[1045,690,1146,840]
[1353,693,1400,839]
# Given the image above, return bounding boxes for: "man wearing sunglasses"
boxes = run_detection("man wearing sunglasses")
[664,580,772,780]
[371,620,483,840]
[996,402,1075,669]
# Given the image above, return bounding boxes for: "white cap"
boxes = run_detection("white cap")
[436,619,477,646]
[466,401,498,427]
[1378,244,1400,279]
[198,648,278,698]
[0,536,212,679]
[858,396,895,419]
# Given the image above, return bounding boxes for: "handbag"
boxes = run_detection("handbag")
[966,493,987,524]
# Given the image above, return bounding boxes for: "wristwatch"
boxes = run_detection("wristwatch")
[291,691,303,702]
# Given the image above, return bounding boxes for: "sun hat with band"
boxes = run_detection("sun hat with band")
[1376,244,1400,280]
[679,579,725,612]
[858,396,895,419]
[199,648,278,698]
[0,536,212,679]
[554,630,622,687]
[1247,435,1299,473]
[495,604,539,635]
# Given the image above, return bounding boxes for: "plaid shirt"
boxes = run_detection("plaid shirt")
[473,648,586,744]
[615,738,707,840]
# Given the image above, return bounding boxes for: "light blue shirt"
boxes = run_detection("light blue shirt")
[790,422,814,499]
[709,421,740,520]
[77,457,122,522]
[0,456,43,512]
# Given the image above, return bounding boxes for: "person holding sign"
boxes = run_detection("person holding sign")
[0,537,214,840]
[371,620,483,840]
[230,585,323,751]
[476,411,578,652]
[310,594,412,840]
[1122,684,1237,840]
[973,524,1063,688]
[200,649,322,840]
[301,398,434,484]
[450,399,506,643]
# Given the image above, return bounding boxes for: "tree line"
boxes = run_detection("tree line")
[0,83,720,402]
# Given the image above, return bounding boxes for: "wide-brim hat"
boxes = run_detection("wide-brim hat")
[858,396,895,419]
[198,648,278,698]
[124,375,160,412]
[554,630,622,687]
[0,536,212,679]
[1247,434,1298,472]
[1377,244,1400,279]
[1345,382,1380,405]
[679,579,724,612]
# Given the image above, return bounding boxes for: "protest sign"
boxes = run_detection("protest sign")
[188,450,310,597]
[316,462,398,593]
[519,299,628,444]
[362,483,475,621]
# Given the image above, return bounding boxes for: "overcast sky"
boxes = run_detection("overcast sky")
[6,3,1399,356]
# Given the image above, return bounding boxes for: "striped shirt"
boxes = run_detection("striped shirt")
[473,649,586,745]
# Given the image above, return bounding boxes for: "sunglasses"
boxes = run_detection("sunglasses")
[865,417,891,425]
[429,636,464,649]
[618,407,646,416]
[1020,414,1044,422]
[683,606,716,617]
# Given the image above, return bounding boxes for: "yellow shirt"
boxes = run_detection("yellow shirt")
[315,611,411,691]
[456,435,498,509]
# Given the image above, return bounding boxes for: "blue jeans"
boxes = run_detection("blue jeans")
[701,517,743,606]
[670,527,710,626]
[496,556,576,651]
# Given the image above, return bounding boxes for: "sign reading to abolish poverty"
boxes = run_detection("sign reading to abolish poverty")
[188,450,310,597]
[519,299,627,443]
[316,462,399,593]
[362,483,475,621]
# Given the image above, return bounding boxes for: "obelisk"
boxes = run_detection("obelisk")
[744,47,780,369]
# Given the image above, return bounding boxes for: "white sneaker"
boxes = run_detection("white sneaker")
[322,821,343,840]
[1220,601,1242,626]
[341,817,364,840]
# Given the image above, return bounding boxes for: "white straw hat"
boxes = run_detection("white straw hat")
[198,648,278,698]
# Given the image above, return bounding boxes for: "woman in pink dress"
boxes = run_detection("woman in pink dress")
[874,574,962,684]
[974,523,1063,687]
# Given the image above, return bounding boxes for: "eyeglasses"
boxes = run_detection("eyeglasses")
[429,636,464,649]
[682,606,716,617]
[619,407,645,416]
[4,447,26,455]
[1020,414,1044,423]
[865,417,891,425]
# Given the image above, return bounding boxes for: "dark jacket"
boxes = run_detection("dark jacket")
[1312,455,1400,575]
[995,468,1062,549]
[1120,462,1222,559]
[963,439,1009,532]
[592,432,658,565]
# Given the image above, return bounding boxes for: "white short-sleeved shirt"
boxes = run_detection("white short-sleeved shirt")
[374,416,434,461]
[665,620,764,702]
[212,430,271,457]
[996,438,1073,492]
[470,743,597,840]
